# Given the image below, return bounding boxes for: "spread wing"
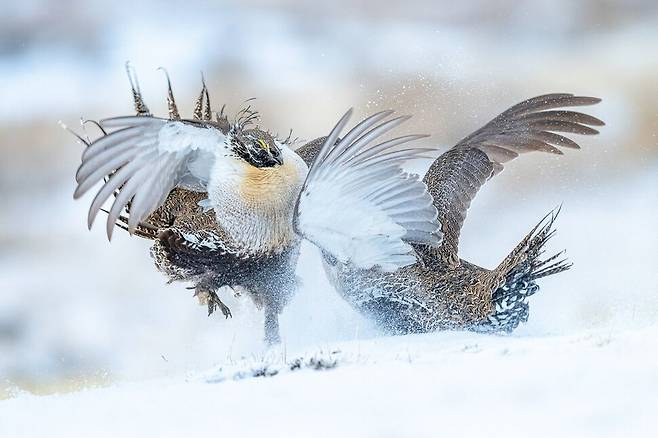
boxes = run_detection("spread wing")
[423,93,604,265]
[294,109,443,272]
[73,116,228,240]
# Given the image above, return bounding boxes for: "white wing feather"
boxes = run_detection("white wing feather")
[73,116,228,239]
[294,109,443,272]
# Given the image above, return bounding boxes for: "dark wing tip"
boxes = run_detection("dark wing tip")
[579,96,602,105]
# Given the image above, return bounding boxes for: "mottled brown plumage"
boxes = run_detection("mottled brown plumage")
[122,93,602,335]
[75,74,307,342]
[294,136,327,165]
[312,94,603,333]
[425,93,603,268]
[112,184,300,330]
[74,75,441,344]
[76,78,601,339]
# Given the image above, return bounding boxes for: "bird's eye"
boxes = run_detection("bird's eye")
[256,138,270,151]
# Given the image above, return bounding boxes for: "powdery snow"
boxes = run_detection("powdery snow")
[2,326,656,438]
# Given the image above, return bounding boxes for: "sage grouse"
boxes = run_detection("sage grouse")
[71,71,442,344]
[300,93,604,334]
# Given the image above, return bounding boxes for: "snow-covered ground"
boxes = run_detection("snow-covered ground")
[2,326,657,437]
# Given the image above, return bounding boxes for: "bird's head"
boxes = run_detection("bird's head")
[229,127,284,168]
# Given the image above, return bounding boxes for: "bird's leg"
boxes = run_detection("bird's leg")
[263,305,281,345]
[192,285,232,319]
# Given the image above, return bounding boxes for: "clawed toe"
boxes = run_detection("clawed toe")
[218,302,232,319]
[207,291,232,319]
[193,285,232,319]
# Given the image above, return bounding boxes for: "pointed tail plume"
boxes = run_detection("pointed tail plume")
[157,67,180,120]
[125,62,150,116]
[192,73,206,120]
[476,207,571,333]
[202,73,212,121]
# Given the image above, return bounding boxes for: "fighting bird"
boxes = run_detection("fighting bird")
[70,67,442,344]
[298,93,604,334]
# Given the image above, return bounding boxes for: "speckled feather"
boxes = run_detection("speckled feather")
[313,94,602,333]
[96,101,440,343]
[119,186,300,332]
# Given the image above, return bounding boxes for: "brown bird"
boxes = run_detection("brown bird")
[69,67,442,344]
[295,93,604,333]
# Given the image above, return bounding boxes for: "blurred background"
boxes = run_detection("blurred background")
[1,0,656,397]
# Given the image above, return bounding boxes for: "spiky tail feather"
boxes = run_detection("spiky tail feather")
[474,208,571,333]
[100,208,159,240]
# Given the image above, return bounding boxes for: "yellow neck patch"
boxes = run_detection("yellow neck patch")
[238,159,301,204]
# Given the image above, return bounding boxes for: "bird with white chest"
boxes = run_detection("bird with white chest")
[70,68,442,344]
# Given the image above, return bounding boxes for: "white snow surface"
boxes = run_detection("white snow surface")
[2,327,657,437]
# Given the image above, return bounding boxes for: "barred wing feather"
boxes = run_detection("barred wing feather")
[294,109,443,272]
[423,93,603,263]
[73,116,228,240]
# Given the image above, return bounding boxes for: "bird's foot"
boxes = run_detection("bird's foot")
[207,291,232,319]
[191,287,232,319]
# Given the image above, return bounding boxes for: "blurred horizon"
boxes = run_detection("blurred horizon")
[1,0,657,397]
